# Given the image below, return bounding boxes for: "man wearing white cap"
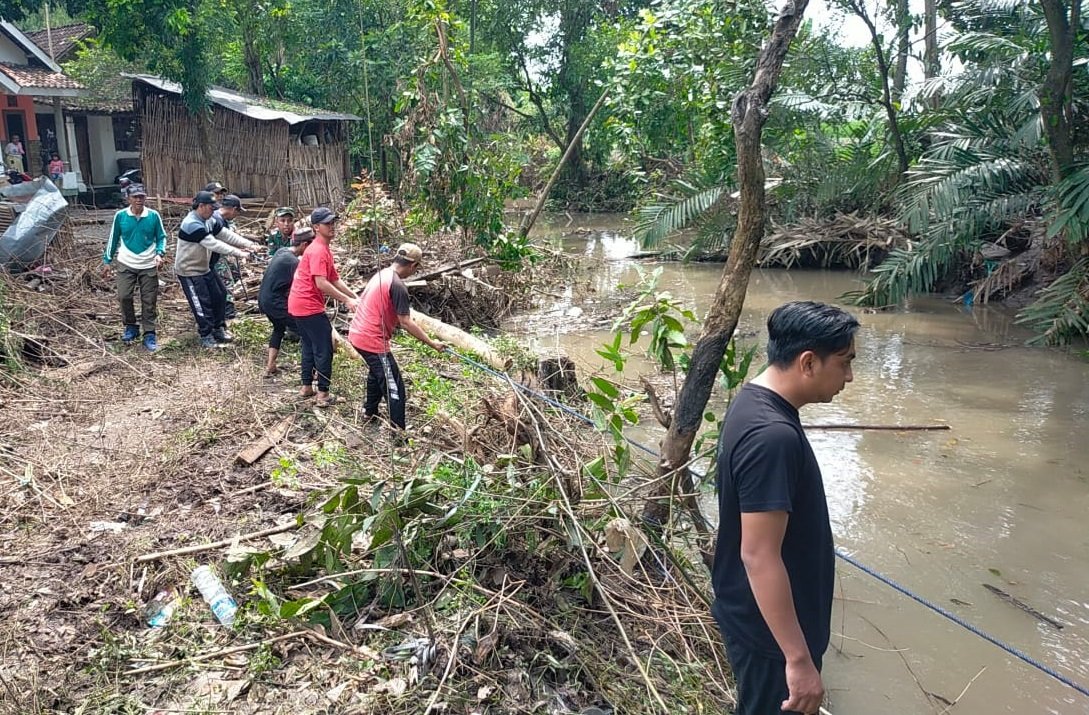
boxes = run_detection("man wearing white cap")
[349,242,445,430]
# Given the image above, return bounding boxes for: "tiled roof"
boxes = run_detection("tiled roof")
[63,69,132,114]
[0,62,83,90]
[24,23,94,62]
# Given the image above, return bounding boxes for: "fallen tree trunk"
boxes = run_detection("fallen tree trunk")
[411,309,511,371]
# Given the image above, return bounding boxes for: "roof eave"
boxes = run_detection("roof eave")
[16,87,82,98]
[0,20,64,73]
[125,73,362,124]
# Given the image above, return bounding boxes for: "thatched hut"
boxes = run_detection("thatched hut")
[128,74,360,208]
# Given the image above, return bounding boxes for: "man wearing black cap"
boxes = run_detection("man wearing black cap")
[211,194,247,319]
[204,181,227,198]
[102,184,168,352]
[287,207,358,406]
[267,207,296,255]
[258,226,313,376]
[176,191,260,348]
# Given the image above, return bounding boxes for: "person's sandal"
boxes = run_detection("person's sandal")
[314,395,339,408]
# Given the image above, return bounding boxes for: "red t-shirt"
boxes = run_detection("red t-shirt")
[349,267,410,353]
[287,239,339,317]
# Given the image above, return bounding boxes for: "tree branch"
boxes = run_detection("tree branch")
[517,52,566,150]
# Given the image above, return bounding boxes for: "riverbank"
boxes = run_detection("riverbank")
[0,220,730,714]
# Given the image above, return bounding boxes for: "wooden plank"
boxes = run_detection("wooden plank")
[234,415,295,466]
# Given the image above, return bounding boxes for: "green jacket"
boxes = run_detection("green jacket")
[104,207,167,270]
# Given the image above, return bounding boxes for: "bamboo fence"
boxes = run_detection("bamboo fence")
[136,87,350,209]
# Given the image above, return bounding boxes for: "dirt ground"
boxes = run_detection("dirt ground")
[0,216,732,715]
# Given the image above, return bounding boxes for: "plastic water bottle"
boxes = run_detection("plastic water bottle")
[190,565,238,626]
[145,589,179,628]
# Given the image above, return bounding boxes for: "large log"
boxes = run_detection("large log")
[410,310,511,371]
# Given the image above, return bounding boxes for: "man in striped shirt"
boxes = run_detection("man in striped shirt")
[176,191,259,348]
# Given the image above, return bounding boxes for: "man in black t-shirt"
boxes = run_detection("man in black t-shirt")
[712,301,859,715]
[258,227,313,376]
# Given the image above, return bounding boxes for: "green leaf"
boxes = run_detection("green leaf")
[587,392,615,412]
[590,377,620,399]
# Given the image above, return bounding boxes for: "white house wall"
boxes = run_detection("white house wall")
[85,115,138,185]
[0,33,27,64]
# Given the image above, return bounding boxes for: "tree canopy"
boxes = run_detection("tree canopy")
[11,0,1089,342]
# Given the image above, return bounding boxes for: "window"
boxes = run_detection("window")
[5,96,17,108]
[112,114,140,152]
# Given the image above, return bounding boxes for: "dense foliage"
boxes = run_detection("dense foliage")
[12,0,1089,342]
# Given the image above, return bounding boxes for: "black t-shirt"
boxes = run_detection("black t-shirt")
[257,249,299,319]
[711,383,834,662]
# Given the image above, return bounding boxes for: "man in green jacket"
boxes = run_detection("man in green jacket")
[103,185,168,351]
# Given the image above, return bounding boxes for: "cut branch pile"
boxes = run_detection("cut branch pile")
[0,211,730,714]
[760,211,912,269]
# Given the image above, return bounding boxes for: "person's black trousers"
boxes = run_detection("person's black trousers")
[359,350,406,429]
[179,271,227,337]
[294,313,332,392]
[267,314,297,350]
[722,632,822,715]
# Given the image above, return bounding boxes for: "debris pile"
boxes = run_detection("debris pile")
[0,212,734,714]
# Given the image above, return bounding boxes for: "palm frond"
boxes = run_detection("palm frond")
[634,184,726,249]
[1047,163,1089,244]
[1016,258,1089,345]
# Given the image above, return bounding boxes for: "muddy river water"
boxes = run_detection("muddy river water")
[508,215,1089,714]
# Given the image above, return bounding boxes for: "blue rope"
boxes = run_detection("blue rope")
[834,549,1089,699]
[447,348,1089,700]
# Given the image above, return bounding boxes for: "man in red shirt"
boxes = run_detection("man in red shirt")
[349,243,445,429]
[287,207,358,407]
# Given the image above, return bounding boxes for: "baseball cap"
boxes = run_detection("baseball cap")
[193,190,217,205]
[394,242,424,265]
[310,206,338,225]
[126,184,147,197]
[221,194,246,211]
[291,227,315,245]
[274,206,295,218]
[204,181,226,194]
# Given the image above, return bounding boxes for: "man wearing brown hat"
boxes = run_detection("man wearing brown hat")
[348,242,445,430]
[258,226,313,376]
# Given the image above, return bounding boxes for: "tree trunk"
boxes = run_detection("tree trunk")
[1039,0,1080,182]
[891,0,910,101]
[642,0,811,536]
[924,0,939,80]
[557,1,592,182]
[239,11,264,96]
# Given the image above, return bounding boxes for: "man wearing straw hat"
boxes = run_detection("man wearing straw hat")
[712,301,858,715]
[176,191,260,348]
[348,242,445,431]
[102,184,167,352]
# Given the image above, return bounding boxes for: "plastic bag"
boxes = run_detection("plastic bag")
[0,178,69,271]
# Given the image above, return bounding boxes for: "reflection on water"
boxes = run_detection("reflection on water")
[512,215,1089,714]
